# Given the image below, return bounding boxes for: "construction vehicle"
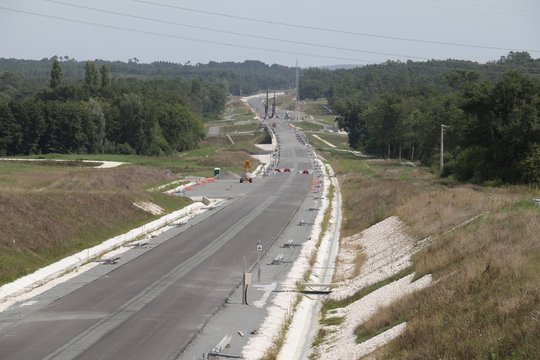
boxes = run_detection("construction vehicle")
[240,160,253,183]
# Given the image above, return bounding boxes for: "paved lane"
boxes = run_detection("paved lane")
[0,117,313,360]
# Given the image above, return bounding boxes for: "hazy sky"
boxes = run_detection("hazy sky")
[1,0,539,67]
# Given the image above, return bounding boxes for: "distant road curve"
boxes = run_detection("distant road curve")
[0,158,126,168]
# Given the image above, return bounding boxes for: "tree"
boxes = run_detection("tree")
[41,101,87,153]
[335,98,367,149]
[50,59,63,89]
[100,64,111,88]
[457,71,540,182]
[520,144,540,184]
[84,61,98,92]
[158,103,204,151]
[10,99,45,155]
[0,100,22,155]
[83,99,106,153]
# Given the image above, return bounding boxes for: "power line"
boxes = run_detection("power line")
[382,0,540,15]
[133,0,540,53]
[0,6,381,64]
[44,0,430,61]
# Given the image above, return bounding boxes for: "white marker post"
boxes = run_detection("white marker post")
[257,242,263,282]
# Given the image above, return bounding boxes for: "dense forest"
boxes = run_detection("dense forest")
[0,59,228,156]
[300,52,540,185]
[0,57,296,96]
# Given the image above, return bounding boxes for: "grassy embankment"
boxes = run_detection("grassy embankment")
[204,96,263,136]
[0,98,267,286]
[302,99,540,359]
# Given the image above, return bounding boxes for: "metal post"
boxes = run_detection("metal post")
[257,240,262,282]
[242,256,246,305]
[440,124,449,175]
[257,252,261,282]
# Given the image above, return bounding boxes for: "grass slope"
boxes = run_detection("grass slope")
[320,149,540,359]
[0,107,269,287]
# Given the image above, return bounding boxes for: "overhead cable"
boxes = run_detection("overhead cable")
[0,6,378,63]
[44,0,430,61]
[133,0,540,53]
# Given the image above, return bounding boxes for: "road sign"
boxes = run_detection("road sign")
[257,244,263,252]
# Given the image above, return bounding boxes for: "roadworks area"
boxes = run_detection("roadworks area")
[0,162,434,360]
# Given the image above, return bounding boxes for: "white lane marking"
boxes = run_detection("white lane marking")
[20,300,37,307]
[252,282,277,308]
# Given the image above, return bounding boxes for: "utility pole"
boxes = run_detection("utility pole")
[295,59,299,120]
[440,124,449,175]
[271,92,276,118]
[264,89,269,119]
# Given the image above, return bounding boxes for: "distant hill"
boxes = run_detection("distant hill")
[320,64,363,70]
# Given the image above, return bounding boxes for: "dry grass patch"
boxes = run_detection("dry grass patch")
[369,206,540,359]
[186,150,260,173]
[0,190,190,285]
[0,163,191,286]
[45,166,175,192]
[322,152,540,358]
[395,186,523,239]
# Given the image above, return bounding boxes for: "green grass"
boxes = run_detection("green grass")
[0,190,192,285]
[220,123,262,133]
[321,316,345,326]
[231,112,257,122]
[296,121,325,132]
[6,144,258,178]
[312,133,350,150]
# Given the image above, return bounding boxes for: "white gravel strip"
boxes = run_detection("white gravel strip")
[330,216,414,301]
[319,273,432,360]
[133,201,165,215]
[0,202,210,308]
[0,158,126,168]
[311,215,432,359]
[355,322,406,358]
[312,134,336,149]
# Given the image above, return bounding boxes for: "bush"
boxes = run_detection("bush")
[453,146,489,183]
[520,144,540,185]
[115,143,136,155]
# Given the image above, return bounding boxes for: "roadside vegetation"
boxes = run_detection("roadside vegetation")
[0,95,268,286]
[294,96,540,359]
[301,52,540,186]
[0,161,190,285]
[314,147,539,358]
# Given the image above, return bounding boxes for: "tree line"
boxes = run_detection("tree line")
[300,52,540,185]
[0,60,228,156]
[0,57,296,96]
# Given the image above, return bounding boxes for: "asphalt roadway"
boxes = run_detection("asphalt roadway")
[0,117,315,360]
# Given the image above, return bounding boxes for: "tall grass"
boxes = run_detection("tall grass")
[321,150,540,359]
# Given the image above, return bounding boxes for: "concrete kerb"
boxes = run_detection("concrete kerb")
[0,202,206,304]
